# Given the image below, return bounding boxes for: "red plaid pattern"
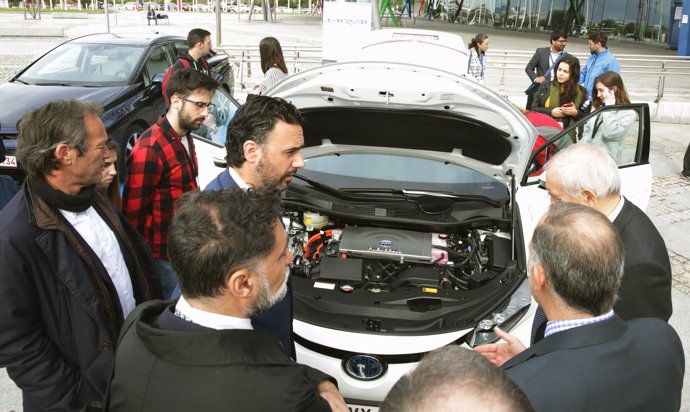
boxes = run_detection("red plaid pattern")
[122,116,198,260]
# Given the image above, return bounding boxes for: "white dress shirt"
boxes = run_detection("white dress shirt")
[60,207,136,317]
[175,295,253,330]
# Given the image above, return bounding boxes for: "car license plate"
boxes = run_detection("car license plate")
[348,403,379,412]
[0,155,17,168]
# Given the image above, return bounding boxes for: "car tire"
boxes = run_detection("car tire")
[119,123,146,175]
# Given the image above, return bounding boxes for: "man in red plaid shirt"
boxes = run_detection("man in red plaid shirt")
[123,69,219,298]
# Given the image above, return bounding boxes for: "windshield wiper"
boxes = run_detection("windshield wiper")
[13,79,29,85]
[341,188,503,208]
[34,82,72,86]
[292,174,405,201]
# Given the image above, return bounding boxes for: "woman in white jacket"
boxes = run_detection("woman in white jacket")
[581,71,635,164]
[466,33,490,85]
[252,37,289,95]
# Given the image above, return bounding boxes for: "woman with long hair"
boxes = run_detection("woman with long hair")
[530,54,586,132]
[582,71,635,163]
[99,140,122,210]
[252,36,289,95]
[466,33,489,84]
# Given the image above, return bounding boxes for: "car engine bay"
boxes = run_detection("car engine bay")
[286,211,513,294]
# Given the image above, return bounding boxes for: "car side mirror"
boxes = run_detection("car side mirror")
[149,73,164,95]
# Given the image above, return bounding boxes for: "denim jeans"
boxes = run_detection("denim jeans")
[154,259,179,300]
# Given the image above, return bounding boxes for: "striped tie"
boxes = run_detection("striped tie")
[531,305,548,345]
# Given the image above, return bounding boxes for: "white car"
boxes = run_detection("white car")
[193,29,652,410]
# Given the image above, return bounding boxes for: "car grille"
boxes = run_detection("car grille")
[294,333,426,364]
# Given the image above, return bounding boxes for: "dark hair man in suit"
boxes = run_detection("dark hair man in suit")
[204,95,305,359]
[381,346,535,412]
[527,143,672,344]
[475,202,684,412]
[109,189,348,412]
[524,30,568,108]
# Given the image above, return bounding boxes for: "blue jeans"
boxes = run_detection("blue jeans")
[154,259,179,300]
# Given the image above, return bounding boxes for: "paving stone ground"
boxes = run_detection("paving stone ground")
[1,11,689,411]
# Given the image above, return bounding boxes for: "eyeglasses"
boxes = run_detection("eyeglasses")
[181,97,215,111]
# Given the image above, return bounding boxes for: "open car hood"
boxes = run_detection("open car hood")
[269,61,536,186]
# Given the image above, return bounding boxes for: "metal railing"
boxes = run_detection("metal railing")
[218,45,690,102]
[217,44,322,92]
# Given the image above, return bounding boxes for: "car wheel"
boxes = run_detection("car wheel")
[124,123,145,160]
[118,123,145,176]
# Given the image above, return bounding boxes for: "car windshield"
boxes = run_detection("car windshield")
[299,153,508,199]
[17,43,145,85]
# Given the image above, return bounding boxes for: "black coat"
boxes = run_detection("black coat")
[205,169,296,359]
[0,184,161,411]
[505,316,684,412]
[108,301,333,412]
[612,198,672,320]
[525,47,553,82]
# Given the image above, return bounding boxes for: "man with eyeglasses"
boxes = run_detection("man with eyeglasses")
[123,68,219,299]
[524,30,568,109]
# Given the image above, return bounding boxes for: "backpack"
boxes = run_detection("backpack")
[161,56,210,101]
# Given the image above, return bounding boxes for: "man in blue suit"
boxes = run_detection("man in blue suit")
[206,95,305,359]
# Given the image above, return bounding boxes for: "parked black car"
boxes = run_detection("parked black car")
[0,33,235,183]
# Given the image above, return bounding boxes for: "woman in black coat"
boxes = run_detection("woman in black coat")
[531,55,586,134]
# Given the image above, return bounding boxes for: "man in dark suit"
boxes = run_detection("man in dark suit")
[524,30,568,109]
[475,202,684,412]
[109,189,347,412]
[530,143,672,343]
[205,95,305,359]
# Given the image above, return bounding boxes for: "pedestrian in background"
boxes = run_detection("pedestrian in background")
[531,54,586,133]
[99,139,122,210]
[581,71,635,163]
[162,28,212,101]
[146,7,157,25]
[524,30,568,109]
[580,31,621,100]
[466,33,489,84]
[252,37,289,95]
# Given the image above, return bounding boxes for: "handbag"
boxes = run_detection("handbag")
[524,82,539,95]
[525,51,565,95]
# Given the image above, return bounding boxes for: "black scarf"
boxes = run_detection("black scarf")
[30,177,96,213]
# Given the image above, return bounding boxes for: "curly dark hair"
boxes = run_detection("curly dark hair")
[165,67,219,101]
[551,55,586,105]
[224,95,303,168]
[168,188,282,299]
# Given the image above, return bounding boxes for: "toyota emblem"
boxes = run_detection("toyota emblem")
[343,354,386,380]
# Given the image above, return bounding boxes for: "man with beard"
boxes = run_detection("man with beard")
[108,189,347,412]
[204,95,304,359]
[579,31,620,100]
[524,30,568,109]
[123,68,218,299]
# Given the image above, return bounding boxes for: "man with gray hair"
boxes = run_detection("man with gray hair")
[381,346,535,412]
[108,189,347,411]
[0,100,161,411]
[529,143,672,342]
[476,202,684,411]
